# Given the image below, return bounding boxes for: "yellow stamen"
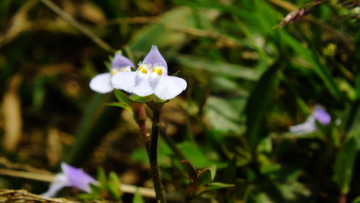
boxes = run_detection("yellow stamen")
[152,67,162,76]
[139,66,148,74]
[111,67,130,75]
[111,69,118,75]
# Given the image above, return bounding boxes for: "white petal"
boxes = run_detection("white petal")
[289,116,317,134]
[154,76,187,100]
[111,72,136,93]
[41,173,70,197]
[132,78,154,97]
[89,73,113,94]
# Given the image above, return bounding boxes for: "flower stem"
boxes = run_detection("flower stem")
[149,102,166,203]
[133,103,150,154]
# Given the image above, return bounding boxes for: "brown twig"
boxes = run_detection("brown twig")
[40,0,114,52]
[0,189,78,203]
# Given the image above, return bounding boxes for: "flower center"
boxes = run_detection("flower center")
[111,67,131,75]
[110,69,118,75]
[139,65,148,74]
[152,67,163,76]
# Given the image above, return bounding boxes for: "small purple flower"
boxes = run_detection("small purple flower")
[42,163,98,197]
[313,105,331,125]
[111,45,187,100]
[289,105,331,134]
[90,51,135,94]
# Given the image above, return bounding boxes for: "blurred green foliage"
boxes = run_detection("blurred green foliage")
[1,0,360,202]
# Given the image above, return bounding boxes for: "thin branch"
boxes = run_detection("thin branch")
[0,189,77,203]
[0,168,155,198]
[267,0,354,50]
[40,0,114,52]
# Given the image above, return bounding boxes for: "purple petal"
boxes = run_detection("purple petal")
[142,45,167,68]
[111,52,136,69]
[61,163,98,193]
[313,105,331,125]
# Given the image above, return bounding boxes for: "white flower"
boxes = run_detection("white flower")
[289,105,331,134]
[90,52,135,94]
[111,45,187,100]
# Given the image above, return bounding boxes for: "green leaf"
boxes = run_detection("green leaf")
[107,90,133,113]
[108,172,122,201]
[129,7,218,52]
[333,137,358,194]
[178,142,227,168]
[205,96,247,132]
[97,168,107,187]
[105,61,111,71]
[64,94,120,166]
[224,157,237,183]
[355,32,360,99]
[244,60,281,150]
[280,32,345,104]
[114,90,132,106]
[208,165,217,182]
[345,102,360,143]
[89,183,101,194]
[133,188,145,203]
[197,169,212,186]
[181,160,198,183]
[173,54,258,81]
[129,94,166,103]
[352,196,360,203]
[207,182,235,190]
[109,172,121,187]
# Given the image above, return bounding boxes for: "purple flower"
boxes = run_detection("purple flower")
[90,51,135,94]
[111,45,187,100]
[313,105,331,125]
[42,163,98,197]
[289,105,331,134]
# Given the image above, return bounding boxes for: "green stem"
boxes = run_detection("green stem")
[149,102,166,203]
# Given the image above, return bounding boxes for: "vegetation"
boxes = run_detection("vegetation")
[0,0,359,202]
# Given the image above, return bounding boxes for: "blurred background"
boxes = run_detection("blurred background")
[0,0,360,202]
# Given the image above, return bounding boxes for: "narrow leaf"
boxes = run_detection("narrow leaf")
[197,169,212,186]
[244,61,281,149]
[208,165,217,182]
[207,182,235,190]
[129,94,166,103]
[97,168,107,187]
[133,188,145,203]
[333,138,358,194]
[181,160,198,183]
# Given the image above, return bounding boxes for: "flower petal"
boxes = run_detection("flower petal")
[61,163,98,192]
[111,72,137,93]
[313,105,331,125]
[143,45,167,69]
[89,73,113,94]
[289,116,317,134]
[112,52,136,69]
[154,76,187,100]
[132,77,154,97]
[41,173,70,197]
